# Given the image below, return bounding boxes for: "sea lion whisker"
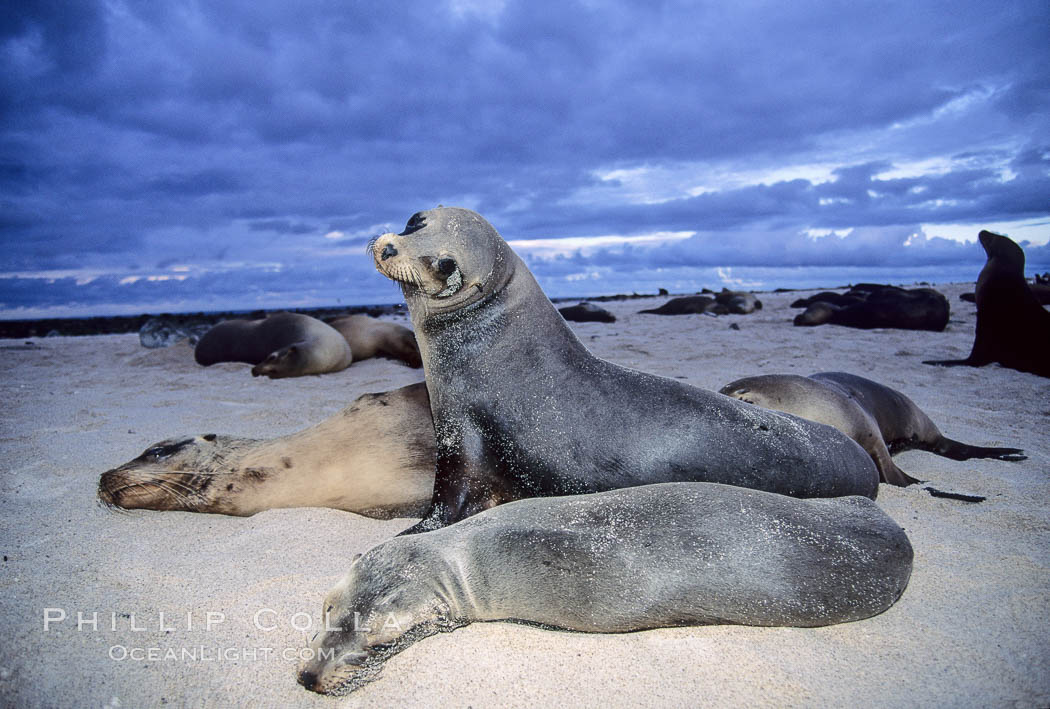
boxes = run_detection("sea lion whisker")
[103,479,202,510]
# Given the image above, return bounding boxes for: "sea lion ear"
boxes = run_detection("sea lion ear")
[350,553,362,565]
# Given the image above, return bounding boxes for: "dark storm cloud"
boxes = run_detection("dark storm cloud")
[1,0,1048,313]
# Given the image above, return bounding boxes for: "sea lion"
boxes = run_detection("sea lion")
[924,231,1050,378]
[371,207,878,534]
[558,302,616,323]
[328,314,423,368]
[790,291,865,308]
[638,295,722,315]
[97,383,435,517]
[297,482,913,695]
[716,289,763,314]
[194,312,353,378]
[793,284,949,331]
[719,372,1025,487]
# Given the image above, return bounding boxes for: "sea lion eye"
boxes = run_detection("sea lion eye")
[437,258,457,276]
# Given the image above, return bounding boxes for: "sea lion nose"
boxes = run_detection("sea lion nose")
[298,669,318,691]
[381,243,398,261]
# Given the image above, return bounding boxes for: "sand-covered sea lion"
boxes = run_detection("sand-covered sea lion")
[97,383,435,517]
[297,482,913,695]
[924,231,1050,378]
[194,312,353,378]
[793,284,949,331]
[558,302,616,323]
[371,207,878,533]
[719,372,1025,487]
[328,314,422,368]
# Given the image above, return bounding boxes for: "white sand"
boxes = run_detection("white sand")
[1,283,1048,708]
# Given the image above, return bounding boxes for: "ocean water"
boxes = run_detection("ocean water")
[3,261,1050,321]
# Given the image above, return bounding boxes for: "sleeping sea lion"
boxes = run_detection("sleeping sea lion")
[719,372,1025,487]
[327,314,422,368]
[297,482,913,695]
[97,383,435,517]
[194,312,352,378]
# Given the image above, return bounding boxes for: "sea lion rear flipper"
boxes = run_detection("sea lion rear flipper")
[922,358,975,367]
[933,437,1026,462]
[923,487,985,503]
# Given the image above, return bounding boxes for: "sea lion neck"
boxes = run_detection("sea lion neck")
[412,250,592,391]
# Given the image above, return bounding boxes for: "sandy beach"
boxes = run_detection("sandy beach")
[1,282,1048,708]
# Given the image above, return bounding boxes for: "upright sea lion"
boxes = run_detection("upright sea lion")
[297,482,913,695]
[924,231,1050,378]
[719,372,1025,487]
[194,312,353,378]
[327,314,422,368]
[97,383,435,517]
[371,207,878,533]
[793,284,949,331]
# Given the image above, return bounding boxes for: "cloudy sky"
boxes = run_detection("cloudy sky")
[2,0,1048,317]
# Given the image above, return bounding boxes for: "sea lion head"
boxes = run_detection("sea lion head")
[250,343,306,378]
[370,207,513,317]
[298,545,451,695]
[979,230,1024,272]
[97,434,234,511]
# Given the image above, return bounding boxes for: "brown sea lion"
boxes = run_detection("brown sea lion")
[97,383,435,517]
[924,231,1050,377]
[371,207,878,535]
[327,314,422,368]
[297,482,912,695]
[194,312,353,378]
[719,372,1025,487]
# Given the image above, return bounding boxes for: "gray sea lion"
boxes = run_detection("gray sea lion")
[97,383,435,517]
[297,482,913,695]
[558,302,617,323]
[371,207,878,534]
[793,285,949,331]
[194,312,353,378]
[715,289,763,314]
[638,295,722,315]
[328,314,423,368]
[924,231,1050,378]
[720,372,1026,487]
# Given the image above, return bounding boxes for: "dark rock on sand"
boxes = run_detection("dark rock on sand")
[139,318,213,349]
